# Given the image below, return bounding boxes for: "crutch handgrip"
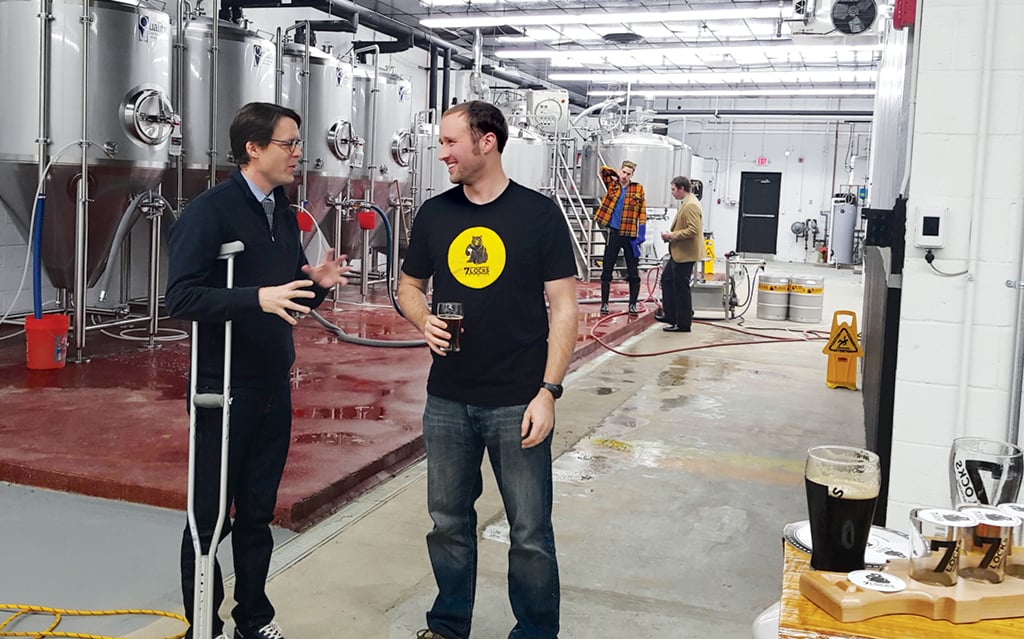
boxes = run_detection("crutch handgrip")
[193,393,225,409]
[218,240,245,259]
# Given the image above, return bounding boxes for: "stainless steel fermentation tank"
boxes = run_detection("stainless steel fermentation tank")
[279,42,353,228]
[414,121,552,205]
[0,0,173,288]
[166,16,276,204]
[579,132,693,209]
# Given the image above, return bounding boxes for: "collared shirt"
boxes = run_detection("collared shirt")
[240,171,274,207]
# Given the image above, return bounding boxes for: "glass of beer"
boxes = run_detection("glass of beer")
[804,445,881,572]
[948,437,1023,507]
[436,301,463,353]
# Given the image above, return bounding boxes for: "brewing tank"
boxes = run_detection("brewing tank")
[503,126,551,193]
[170,18,276,202]
[0,0,174,288]
[579,132,684,209]
[351,64,415,208]
[413,123,549,204]
[279,43,353,223]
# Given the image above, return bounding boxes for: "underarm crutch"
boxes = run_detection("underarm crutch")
[186,240,245,639]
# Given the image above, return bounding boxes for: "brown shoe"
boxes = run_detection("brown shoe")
[416,630,449,639]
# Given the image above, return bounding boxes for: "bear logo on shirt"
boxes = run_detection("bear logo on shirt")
[466,236,488,264]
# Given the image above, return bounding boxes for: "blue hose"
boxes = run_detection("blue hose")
[31,195,44,319]
[367,203,404,318]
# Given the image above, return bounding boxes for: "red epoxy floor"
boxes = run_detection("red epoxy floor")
[0,281,653,530]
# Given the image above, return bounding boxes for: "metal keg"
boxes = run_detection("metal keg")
[756,274,791,321]
[788,275,825,324]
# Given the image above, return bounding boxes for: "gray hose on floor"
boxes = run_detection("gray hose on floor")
[310,309,425,348]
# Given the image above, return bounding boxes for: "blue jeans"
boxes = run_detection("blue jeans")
[422,394,559,639]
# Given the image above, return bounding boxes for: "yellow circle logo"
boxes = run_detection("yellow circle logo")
[448,226,506,289]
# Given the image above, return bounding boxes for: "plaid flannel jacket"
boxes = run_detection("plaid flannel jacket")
[593,166,646,238]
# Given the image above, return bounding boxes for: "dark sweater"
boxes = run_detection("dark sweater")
[166,169,328,388]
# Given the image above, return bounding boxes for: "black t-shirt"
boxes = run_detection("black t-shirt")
[402,180,577,406]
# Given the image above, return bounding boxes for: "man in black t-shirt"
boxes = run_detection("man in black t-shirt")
[398,101,579,639]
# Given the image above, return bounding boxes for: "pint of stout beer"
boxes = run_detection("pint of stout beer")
[804,446,881,572]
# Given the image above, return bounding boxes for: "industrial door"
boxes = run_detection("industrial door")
[736,171,782,254]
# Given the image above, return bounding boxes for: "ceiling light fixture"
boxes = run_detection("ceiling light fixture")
[588,88,877,98]
[419,6,782,29]
[495,43,883,61]
[548,70,878,84]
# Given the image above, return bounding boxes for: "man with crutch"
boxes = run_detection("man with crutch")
[166,102,349,639]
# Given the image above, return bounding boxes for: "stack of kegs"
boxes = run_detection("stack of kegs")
[756,274,825,323]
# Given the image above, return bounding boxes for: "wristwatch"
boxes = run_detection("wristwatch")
[540,382,563,399]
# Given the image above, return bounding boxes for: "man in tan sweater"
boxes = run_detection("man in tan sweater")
[659,176,703,332]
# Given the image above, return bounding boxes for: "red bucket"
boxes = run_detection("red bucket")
[25,314,70,370]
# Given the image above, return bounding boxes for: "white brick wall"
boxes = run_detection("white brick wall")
[887,0,1024,526]
[0,200,57,317]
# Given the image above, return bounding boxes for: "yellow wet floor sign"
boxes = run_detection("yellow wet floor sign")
[822,310,863,390]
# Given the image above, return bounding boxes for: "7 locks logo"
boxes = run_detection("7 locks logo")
[447,227,506,289]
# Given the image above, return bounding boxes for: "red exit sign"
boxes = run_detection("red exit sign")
[756,156,768,166]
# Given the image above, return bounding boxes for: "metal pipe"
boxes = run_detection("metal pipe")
[174,0,187,212]
[469,28,484,99]
[441,47,451,111]
[571,98,622,127]
[72,0,92,362]
[300,21,311,206]
[145,196,163,349]
[427,44,438,115]
[274,26,283,103]
[36,0,51,197]
[956,0,998,438]
[207,0,221,188]
[1008,189,1024,444]
[354,43,380,304]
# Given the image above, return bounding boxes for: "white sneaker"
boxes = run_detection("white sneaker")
[235,621,285,639]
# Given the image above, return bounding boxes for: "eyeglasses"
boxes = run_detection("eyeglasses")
[269,138,303,152]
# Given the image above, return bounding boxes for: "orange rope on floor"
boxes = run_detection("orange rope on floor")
[0,604,187,639]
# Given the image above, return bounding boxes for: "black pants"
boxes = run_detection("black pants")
[599,228,640,284]
[181,384,291,638]
[666,261,695,328]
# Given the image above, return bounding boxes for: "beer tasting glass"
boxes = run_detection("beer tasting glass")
[997,503,1024,578]
[804,445,881,572]
[436,302,463,353]
[908,508,977,586]
[948,437,1023,507]
[956,505,1022,584]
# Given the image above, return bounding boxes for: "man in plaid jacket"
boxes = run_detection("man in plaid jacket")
[593,160,646,316]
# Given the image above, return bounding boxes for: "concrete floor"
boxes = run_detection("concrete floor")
[4,262,868,639]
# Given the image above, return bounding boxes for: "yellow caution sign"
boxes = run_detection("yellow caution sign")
[822,310,863,390]
[703,237,715,276]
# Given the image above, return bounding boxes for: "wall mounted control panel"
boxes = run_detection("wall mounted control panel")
[914,207,946,249]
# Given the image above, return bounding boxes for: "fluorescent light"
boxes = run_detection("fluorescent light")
[548,70,878,84]
[589,88,877,98]
[495,43,883,61]
[420,7,782,29]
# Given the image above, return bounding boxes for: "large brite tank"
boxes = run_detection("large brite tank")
[580,132,685,209]
[171,17,276,202]
[0,0,173,288]
[414,123,551,204]
[280,43,353,224]
[504,126,551,193]
[351,64,415,208]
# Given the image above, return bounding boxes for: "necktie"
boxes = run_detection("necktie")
[262,197,274,229]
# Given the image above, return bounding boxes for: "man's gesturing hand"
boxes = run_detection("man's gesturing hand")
[258,280,316,325]
[301,249,350,289]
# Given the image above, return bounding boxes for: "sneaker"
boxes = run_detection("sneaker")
[415,630,449,639]
[235,621,285,639]
[599,304,610,315]
[627,303,638,317]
